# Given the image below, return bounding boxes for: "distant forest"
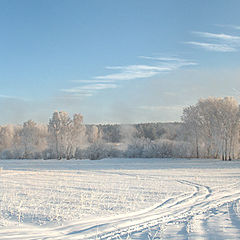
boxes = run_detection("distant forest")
[95,122,181,143]
[0,97,239,160]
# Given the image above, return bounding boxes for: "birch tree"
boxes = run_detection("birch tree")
[48,111,72,159]
[182,97,240,159]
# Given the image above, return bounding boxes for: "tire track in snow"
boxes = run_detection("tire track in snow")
[173,183,240,240]
[227,200,240,235]
[59,179,208,239]
[94,181,240,240]
[0,180,196,240]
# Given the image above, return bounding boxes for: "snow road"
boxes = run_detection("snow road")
[0,158,240,239]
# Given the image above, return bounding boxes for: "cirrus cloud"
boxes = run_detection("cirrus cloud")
[187,29,240,52]
[61,56,197,98]
[186,41,237,52]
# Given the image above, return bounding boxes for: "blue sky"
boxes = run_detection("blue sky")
[1,0,240,124]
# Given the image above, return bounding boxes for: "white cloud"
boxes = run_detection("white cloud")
[95,65,171,81]
[106,65,171,71]
[193,31,240,41]
[139,56,197,67]
[80,83,118,90]
[139,56,182,61]
[61,83,118,96]
[71,79,114,83]
[96,71,159,80]
[188,29,240,52]
[96,58,197,81]
[215,24,240,30]
[186,41,237,52]
[56,93,94,98]
[61,56,197,97]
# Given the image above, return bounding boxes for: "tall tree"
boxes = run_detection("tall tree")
[182,97,240,159]
[48,111,72,159]
[20,120,47,158]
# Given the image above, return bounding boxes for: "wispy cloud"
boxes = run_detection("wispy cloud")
[62,83,118,92]
[61,83,118,97]
[106,65,171,71]
[193,31,240,41]
[62,56,197,97]
[71,79,114,83]
[95,65,171,81]
[187,29,240,52]
[139,56,182,61]
[95,58,197,81]
[186,41,237,52]
[58,93,94,98]
[215,24,240,30]
[139,56,197,68]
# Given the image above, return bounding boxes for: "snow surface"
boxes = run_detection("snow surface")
[0,158,240,239]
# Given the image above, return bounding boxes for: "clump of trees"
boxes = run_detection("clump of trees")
[182,97,240,160]
[0,111,101,160]
[48,112,86,159]
[0,96,239,160]
[0,122,48,159]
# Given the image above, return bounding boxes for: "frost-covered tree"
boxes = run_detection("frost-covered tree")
[20,120,47,158]
[0,125,16,158]
[120,125,137,144]
[48,111,72,159]
[72,113,86,156]
[181,105,202,158]
[0,125,15,152]
[216,97,240,160]
[182,97,240,160]
[48,111,86,159]
[86,125,99,143]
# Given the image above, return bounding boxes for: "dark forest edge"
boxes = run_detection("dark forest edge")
[0,97,239,160]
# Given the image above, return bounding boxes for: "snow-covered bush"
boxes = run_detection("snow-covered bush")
[0,149,14,159]
[125,138,174,158]
[82,142,121,160]
[42,149,57,160]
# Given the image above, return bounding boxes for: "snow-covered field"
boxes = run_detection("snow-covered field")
[0,158,240,239]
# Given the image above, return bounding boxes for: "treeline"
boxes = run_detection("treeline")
[0,96,239,160]
[0,113,181,159]
[96,122,181,143]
